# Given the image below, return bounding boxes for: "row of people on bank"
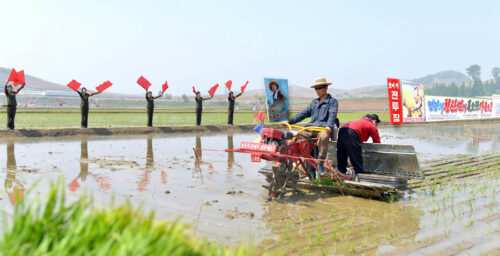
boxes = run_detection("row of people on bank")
[3,82,244,129]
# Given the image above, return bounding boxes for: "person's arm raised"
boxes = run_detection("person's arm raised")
[15,85,25,94]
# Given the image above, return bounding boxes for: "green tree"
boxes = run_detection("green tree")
[472,79,483,96]
[492,67,500,80]
[449,82,458,96]
[466,64,481,81]
[458,83,465,97]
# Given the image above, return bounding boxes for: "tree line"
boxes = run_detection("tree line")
[425,65,500,97]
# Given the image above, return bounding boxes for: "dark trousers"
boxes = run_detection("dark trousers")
[337,127,365,174]
[7,106,16,130]
[147,108,154,127]
[81,107,89,128]
[196,108,202,125]
[228,108,234,125]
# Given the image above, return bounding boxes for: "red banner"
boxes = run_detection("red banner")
[67,80,81,91]
[96,81,112,93]
[225,80,232,91]
[137,76,151,91]
[387,78,403,124]
[241,81,248,93]
[162,81,168,94]
[208,83,219,98]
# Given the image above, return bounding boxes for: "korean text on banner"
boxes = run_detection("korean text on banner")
[424,95,494,122]
[387,78,403,124]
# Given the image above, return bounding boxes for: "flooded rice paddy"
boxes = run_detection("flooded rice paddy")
[1,121,499,255]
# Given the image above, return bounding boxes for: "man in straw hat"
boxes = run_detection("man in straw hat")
[284,77,338,179]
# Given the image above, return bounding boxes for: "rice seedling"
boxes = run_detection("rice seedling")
[0,182,253,256]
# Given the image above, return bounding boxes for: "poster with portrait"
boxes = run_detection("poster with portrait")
[401,80,425,122]
[264,78,290,122]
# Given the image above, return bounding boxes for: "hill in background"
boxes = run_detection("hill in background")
[0,67,472,99]
[0,67,67,91]
[413,70,470,85]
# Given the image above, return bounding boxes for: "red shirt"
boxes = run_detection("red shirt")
[342,117,381,143]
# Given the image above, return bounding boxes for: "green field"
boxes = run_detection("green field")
[0,108,389,129]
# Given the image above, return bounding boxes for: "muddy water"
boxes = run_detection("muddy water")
[0,121,499,255]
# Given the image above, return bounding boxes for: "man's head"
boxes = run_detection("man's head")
[229,91,233,97]
[365,114,381,125]
[6,84,13,92]
[81,87,87,93]
[147,91,152,97]
[310,77,332,98]
[196,91,200,96]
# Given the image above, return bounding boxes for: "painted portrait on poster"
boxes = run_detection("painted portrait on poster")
[264,78,289,122]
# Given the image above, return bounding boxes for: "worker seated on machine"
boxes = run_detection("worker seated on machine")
[283,77,338,178]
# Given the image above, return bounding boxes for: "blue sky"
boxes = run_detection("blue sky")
[1,0,499,95]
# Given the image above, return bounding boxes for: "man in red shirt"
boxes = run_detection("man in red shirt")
[337,114,381,178]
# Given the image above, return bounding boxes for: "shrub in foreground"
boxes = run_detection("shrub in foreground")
[0,183,252,256]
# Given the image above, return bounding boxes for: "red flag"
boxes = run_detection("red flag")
[7,69,17,83]
[7,69,26,86]
[253,111,266,122]
[137,76,151,91]
[208,83,219,98]
[67,80,81,91]
[15,70,25,86]
[96,81,112,93]
[192,86,197,95]
[241,81,249,93]
[162,81,168,94]
[225,80,232,91]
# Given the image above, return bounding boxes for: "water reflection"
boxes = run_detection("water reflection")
[146,136,154,168]
[5,141,25,204]
[138,136,154,192]
[80,136,89,181]
[69,136,89,192]
[195,135,201,170]
[227,134,234,171]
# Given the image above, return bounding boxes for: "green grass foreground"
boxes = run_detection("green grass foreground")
[0,184,254,256]
[0,109,389,129]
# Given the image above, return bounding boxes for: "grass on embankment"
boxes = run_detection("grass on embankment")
[0,110,389,129]
[0,183,253,256]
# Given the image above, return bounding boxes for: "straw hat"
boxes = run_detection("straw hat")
[310,77,332,88]
[268,81,279,90]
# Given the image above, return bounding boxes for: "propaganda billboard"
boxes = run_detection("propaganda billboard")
[264,78,290,122]
[493,95,500,117]
[424,96,494,122]
[387,78,403,124]
[401,80,425,122]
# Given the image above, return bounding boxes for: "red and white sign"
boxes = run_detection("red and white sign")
[251,154,261,162]
[240,142,277,152]
[387,78,403,124]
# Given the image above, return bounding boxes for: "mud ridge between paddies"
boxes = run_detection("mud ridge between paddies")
[1,118,499,138]
[258,153,500,255]
[0,124,286,138]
